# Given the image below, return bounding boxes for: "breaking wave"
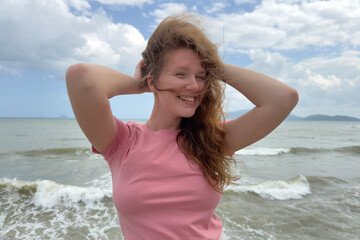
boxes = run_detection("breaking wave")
[235,146,360,156]
[225,175,311,200]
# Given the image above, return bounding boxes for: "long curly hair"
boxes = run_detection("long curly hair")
[140,14,238,193]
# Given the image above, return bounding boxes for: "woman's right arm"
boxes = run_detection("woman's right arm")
[66,62,145,152]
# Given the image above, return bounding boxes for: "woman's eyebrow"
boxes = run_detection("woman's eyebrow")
[171,66,206,75]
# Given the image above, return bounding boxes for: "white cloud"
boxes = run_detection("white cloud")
[74,33,121,65]
[191,5,198,12]
[64,0,91,11]
[150,3,188,23]
[0,64,21,79]
[216,0,360,50]
[238,49,360,117]
[0,0,147,77]
[258,49,359,88]
[93,0,153,7]
[307,72,341,90]
[233,0,257,5]
[206,2,226,14]
[247,48,292,81]
[297,51,360,82]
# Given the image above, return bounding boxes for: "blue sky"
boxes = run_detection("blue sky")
[1,0,359,119]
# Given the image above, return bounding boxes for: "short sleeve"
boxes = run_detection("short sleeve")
[92,117,135,165]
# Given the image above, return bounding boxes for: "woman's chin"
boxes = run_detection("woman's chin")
[180,110,197,118]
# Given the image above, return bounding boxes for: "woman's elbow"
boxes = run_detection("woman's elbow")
[283,87,299,110]
[65,63,98,94]
[66,63,88,85]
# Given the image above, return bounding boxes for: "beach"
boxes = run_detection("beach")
[0,118,359,239]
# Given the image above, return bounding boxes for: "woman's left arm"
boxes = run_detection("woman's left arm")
[223,62,299,153]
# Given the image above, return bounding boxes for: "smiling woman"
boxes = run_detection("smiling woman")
[66,13,298,240]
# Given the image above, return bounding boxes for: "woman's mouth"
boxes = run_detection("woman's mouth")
[178,96,196,102]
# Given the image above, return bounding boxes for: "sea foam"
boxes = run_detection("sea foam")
[0,178,112,208]
[34,180,112,208]
[226,175,311,200]
[0,177,120,239]
[235,147,290,156]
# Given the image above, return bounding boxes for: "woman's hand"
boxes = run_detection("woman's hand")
[133,59,145,81]
[134,59,150,93]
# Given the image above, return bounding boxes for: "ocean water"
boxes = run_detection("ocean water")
[0,118,359,240]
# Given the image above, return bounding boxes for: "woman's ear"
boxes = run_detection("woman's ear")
[147,75,157,94]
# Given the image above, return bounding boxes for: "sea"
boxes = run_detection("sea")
[0,118,359,240]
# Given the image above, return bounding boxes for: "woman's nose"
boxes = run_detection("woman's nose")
[185,75,200,91]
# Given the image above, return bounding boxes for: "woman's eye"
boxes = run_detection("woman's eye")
[175,73,186,78]
[196,76,206,81]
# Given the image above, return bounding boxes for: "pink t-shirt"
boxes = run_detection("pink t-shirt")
[94,117,222,239]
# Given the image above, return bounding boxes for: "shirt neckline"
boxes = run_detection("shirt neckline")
[140,122,181,135]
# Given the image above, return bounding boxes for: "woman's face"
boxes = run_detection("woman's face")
[151,48,207,119]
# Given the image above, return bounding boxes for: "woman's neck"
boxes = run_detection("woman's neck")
[146,113,181,131]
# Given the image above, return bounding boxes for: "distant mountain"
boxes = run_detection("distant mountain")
[227,110,360,121]
[227,109,301,120]
[57,114,69,119]
[303,114,360,121]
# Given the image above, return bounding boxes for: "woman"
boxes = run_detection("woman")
[66,14,298,240]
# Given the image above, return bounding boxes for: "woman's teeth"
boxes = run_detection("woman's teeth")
[179,96,195,102]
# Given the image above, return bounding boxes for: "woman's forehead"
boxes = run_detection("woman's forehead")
[163,48,204,72]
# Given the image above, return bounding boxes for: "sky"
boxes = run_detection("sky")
[1,0,360,119]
